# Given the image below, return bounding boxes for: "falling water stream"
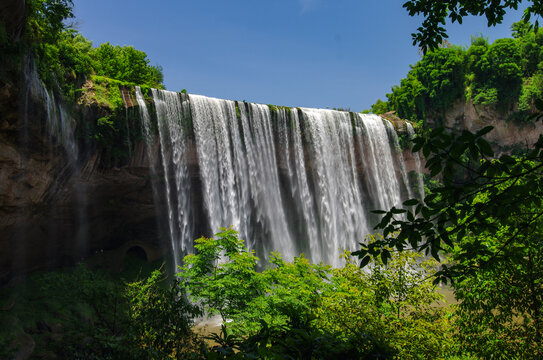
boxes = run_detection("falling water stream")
[406,123,426,199]
[20,61,89,268]
[150,89,195,269]
[138,91,423,267]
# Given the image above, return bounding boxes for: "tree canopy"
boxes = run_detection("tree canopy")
[404,0,543,52]
[372,24,543,124]
[1,0,164,97]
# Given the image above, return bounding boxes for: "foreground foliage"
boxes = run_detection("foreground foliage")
[0,260,203,359]
[9,230,540,358]
[449,203,543,358]
[362,2,543,359]
[403,0,543,53]
[180,228,452,359]
[359,122,543,358]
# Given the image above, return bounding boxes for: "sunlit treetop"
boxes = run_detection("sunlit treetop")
[405,0,543,52]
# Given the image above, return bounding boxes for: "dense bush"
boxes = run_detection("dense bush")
[125,269,203,359]
[447,190,543,358]
[366,118,543,358]
[0,262,203,359]
[92,42,164,88]
[9,228,540,358]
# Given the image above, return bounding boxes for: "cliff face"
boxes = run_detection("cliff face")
[428,99,543,153]
[5,77,541,284]
[0,0,176,284]
[0,76,180,285]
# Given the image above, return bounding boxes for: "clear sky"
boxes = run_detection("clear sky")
[73,0,528,112]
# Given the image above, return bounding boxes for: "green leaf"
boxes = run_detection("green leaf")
[380,250,390,265]
[421,206,432,220]
[500,154,516,165]
[430,163,442,177]
[383,225,394,237]
[423,144,432,158]
[403,198,419,206]
[359,255,371,268]
[477,138,494,157]
[412,141,423,152]
[475,126,494,137]
[424,193,438,203]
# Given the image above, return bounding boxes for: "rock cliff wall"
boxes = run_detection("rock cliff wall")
[0,75,187,284]
[428,99,543,154]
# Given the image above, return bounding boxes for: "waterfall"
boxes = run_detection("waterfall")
[406,123,426,199]
[355,115,405,212]
[23,61,78,162]
[21,60,88,264]
[135,87,153,153]
[44,90,79,162]
[151,89,194,268]
[189,96,294,259]
[277,108,320,261]
[135,86,169,261]
[139,91,424,267]
[298,108,369,265]
[189,95,241,238]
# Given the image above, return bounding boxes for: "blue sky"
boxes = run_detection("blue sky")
[73,0,528,112]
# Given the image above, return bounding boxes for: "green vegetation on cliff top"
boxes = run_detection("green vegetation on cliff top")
[371,22,543,126]
[0,0,163,102]
[0,0,165,167]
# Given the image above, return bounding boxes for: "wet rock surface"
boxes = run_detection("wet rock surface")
[0,79,178,285]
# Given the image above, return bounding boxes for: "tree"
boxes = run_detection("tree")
[362,0,543,277]
[125,269,202,359]
[386,45,466,123]
[357,2,543,357]
[179,229,452,358]
[178,227,264,323]
[403,0,543,53]
[450,206,543,357]
[26,0,74,44]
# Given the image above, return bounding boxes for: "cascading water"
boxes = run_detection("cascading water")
[139,91,424,267]
[277,108,320,261]
[355,115,406,212]
[236,103,294,257]
[299,108,369,265]
[151,89,194,268]
[189,95,295,259]
[21,60,89,263]
[189,95,241,238]
[135,86,169,259]
[406,123,426,199]
[135,87,154,156]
